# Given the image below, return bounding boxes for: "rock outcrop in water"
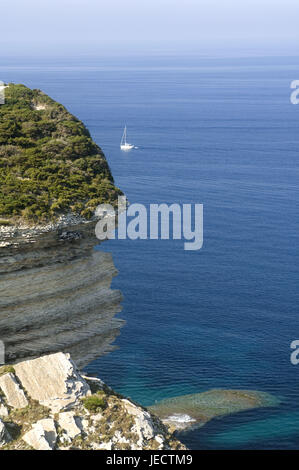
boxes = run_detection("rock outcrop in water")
[0,353,185,450]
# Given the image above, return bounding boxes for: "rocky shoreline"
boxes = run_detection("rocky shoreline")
[0,352,185,450]
[0,202,187,450]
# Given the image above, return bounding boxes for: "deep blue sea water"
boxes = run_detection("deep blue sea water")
[1,53,299,449]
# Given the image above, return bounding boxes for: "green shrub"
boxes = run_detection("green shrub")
[0,219,13,226]
[0,365,15,376]
[82,392,107,413]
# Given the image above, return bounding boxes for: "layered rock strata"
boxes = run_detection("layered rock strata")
[0,216,123,367]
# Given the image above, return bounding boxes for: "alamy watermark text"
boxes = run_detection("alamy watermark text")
[95,197,203,251]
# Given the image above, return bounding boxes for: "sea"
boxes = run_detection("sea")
[1,51,299,449]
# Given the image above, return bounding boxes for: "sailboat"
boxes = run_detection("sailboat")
[120,126,134,151]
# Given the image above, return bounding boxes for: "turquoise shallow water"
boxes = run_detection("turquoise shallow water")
[2,53,299,449]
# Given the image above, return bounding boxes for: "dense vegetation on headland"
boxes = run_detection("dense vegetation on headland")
[0,84,122,223]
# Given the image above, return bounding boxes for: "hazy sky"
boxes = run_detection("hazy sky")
[1,0,299,56]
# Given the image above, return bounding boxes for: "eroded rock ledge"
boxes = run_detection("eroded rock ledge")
[0,214,123,367]
[0,352,185,450]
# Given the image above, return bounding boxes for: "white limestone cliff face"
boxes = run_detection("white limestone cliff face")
[13,353,91,413]
[0,353,185,451]
[0,216,123,367]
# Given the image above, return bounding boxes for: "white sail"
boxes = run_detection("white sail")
[120,125,134,151]
[120,126,125,145]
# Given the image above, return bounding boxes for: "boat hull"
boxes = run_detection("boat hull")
[120,144,134,151]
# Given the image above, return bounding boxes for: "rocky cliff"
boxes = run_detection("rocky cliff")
[0,85,185,451]
[0,84,123,367]
[0,214,123,367]
[0,353,185,450]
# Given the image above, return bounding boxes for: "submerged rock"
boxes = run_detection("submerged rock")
[150,389,279,431]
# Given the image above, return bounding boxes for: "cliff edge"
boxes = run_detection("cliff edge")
[0,353,186,450]
[0,83,122,226]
